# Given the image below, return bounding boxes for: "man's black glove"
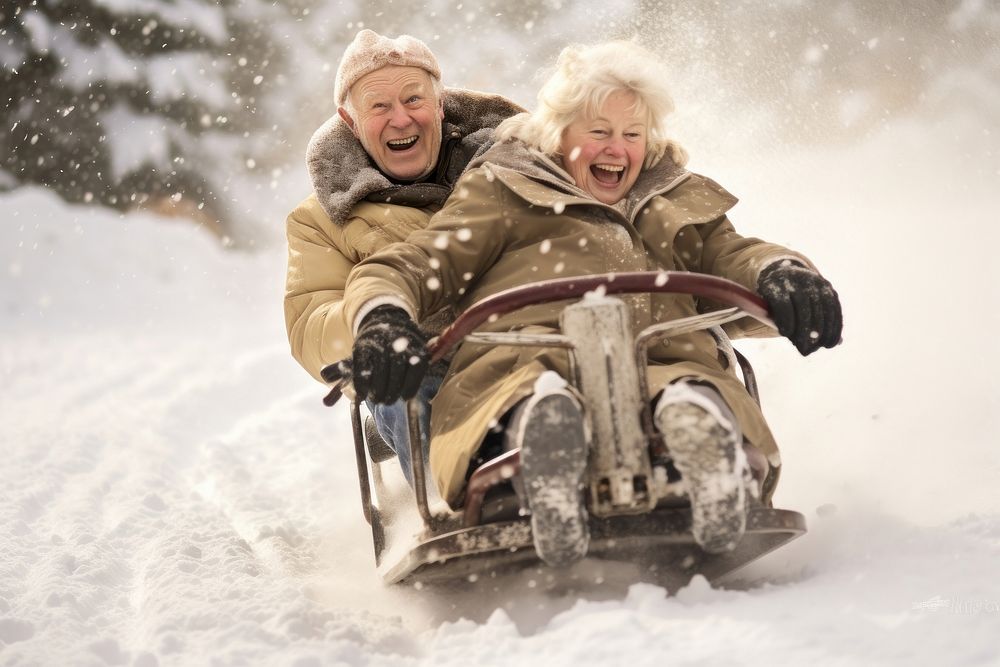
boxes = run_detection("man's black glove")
[757,261,842,356]
[351,304,430,404]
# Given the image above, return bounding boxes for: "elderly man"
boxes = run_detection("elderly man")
[284,30,521,482]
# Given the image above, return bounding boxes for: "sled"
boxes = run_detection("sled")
[322,271,806,591]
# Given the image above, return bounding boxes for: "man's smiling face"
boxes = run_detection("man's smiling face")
[340,65,444,181]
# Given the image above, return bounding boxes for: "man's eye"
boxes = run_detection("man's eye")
[406,95,422,104]
[372,102,389,110]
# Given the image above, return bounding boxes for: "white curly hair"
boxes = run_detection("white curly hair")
[496,40,688,168]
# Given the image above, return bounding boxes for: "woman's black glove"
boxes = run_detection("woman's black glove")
[757,261,842,356]
[352,304,430,404]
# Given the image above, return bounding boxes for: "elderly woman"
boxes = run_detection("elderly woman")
[342,41,841,566]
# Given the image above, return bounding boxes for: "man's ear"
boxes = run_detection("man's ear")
[337,107,358,136]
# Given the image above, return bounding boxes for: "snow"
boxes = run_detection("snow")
[532,371,569,395]
[18,11,54,56]
[3,115,996,666]
[99,105,174,180]
[57,33,140,89]
[91,0,228,43]
[3,34,1000,667]
[145,53,233,108]
[655,381,735,435]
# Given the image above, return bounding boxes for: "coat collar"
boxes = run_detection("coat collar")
[469,139,693,224]
[306,88,523,226]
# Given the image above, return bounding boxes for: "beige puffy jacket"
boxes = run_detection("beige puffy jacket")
[284,89,523,381]
[343,139,819,505]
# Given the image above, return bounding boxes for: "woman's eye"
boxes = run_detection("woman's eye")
[590,129,607,136]
[406,96,421,104]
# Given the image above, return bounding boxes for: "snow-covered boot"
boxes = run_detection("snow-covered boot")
[655,381,748,554]
[508,383,590,567]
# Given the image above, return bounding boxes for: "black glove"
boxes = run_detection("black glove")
[351,305,430,404]
[757,261,842,356]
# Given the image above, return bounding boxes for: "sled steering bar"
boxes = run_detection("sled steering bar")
[321,271,773,404]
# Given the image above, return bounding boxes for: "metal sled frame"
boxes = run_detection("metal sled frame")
[337,272,807,588]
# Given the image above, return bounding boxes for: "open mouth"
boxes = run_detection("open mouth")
[386,135,419,152]
[590,163,624,185]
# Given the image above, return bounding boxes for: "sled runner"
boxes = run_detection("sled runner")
[322,271,806,590]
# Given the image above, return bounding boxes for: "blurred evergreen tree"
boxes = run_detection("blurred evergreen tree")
[0,0,286,240]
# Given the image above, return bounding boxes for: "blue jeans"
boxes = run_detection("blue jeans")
[367,373,443,485]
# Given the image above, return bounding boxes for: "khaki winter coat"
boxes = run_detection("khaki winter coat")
[285,89,523,381]
[344,139,817,507]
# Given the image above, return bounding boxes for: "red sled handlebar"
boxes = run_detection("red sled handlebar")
[321,271,773,404]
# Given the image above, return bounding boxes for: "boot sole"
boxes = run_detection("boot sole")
[658,402,747,554]
[517,393,590,567]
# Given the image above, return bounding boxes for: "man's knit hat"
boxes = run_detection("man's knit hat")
[334,29,441,106]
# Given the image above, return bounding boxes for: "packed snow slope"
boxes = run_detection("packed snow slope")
[2,114,999,665]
